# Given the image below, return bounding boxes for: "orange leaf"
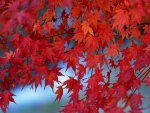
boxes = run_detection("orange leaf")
[81,21,93,36]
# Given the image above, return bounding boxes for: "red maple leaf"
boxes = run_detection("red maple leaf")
[30,75,43,91]
[76,64,86,80]
[20,36,33,47]
[63,0,74,8]
[59,103,75,113]
[107,43,119,57]
[63,76,83,93]
[84,54,100,71]
[88,10,101,27]
[86,70,104,92]
[0,68,7,80]
[44,67,62,90]
[130,5,146,23]
[55,86,63,102]
[130,93,144,107]
[72,29,84,44]
[0,91,16,113]
[112,10,129,31]
[85,34,100,53]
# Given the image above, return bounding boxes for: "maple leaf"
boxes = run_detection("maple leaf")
[76,100,86,113]
[20,36,33,47]
[42,9,53,22]
[30,53,44,65]
[97,21,113,43]
[6,1,19,12]
[0,22,12,34]
[63,76,83,93]
[44,67,62,91]
[144,44,150,53]
[132,79,141,89]
[97,0,114,13]
[52,41,65,56]
[107,43,119,57]
[88,10,101,27]
[64,45,84,72]
[118,58,131,71]
[129,105,145,113]
[63,0,74,8]
[12,10,28,26]
[43,22,54,34]
[76,64,86,80]
[133,57,147,70]
[81,21,93,36]
[144,25,150,33]
[59,103,75,113]
[130,93,144,107]
[70,6,82,18]
[112,107,124,113]
[42,47,55,61]
[55,86,63,102]
[130,26,141,39]
[122,41,143,59]
[0,58,8,65]
[72,29,84,44]
[130,5,146,23]
[85,34,100,53]
[11,33,19,43]
[68,89,79,103]
[86,72,104,92]
[31,40,40,53]
[84,54,100,71]
[141,33,150,44]
[116,85,127,100]
[120,29,130,39]
[0,68,7,80]
[86,88,99,105]
[117,68,135,83]
[112,10,129,31]
[30,75,43,91]
[87,105,99,113]
[0,91,16,113]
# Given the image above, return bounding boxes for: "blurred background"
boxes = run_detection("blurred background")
[0,62,72,113]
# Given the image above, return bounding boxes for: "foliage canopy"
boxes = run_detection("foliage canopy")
[1,0,150,113]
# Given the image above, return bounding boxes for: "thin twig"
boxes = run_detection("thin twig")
[124,68,150,108]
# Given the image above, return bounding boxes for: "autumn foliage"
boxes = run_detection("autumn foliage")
[1,0,150,113]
